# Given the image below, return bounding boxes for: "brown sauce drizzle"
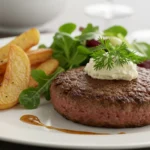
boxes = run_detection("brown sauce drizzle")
[118,132,126,134]
[20,115,125,135]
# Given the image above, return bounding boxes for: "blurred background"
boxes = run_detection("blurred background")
[44,0,150,42]
[48,0,149,32]
[0,0,150,40]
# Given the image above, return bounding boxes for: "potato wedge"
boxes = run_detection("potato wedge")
[29,58,59,87]
[27,49,52,66]
[0,45,30,109]
[0,59,7,75]
[0,28,40,60]
[0,75,3,83]
[0,49,52,75]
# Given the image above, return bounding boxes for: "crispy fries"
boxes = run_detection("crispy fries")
[0,28,40,60]
[0,45,30,109]
[0,49,52,75]
[27,49,52,66]
[29,59,59,87]
[0,27,60,109]
[0,75,3,83]
[0,59,7,75]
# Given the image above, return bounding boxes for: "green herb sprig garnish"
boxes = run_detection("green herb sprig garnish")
[91,38,147,70]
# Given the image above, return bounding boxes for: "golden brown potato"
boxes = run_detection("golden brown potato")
[31,63,41,70]
[0,45,30,109]
[29,58,59,87]
[0,75,3,84]
[0,28,40,60]
[0,49,52,75]
[27,49,52,66]
[0,59,7,75]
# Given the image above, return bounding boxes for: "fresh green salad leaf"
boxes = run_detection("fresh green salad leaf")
[77,32,99,42]
[132,41,150,59]
[81,23,99,34]
[104,25,127,37]
[59,23,76,34]
[38,44,47,48]
[51,31,89,70]
[77,45,92,55]
[19,88,40,109]
[19,67,64,109]
[77,23,99,41]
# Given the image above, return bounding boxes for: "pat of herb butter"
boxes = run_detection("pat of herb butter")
[84,58,138,81]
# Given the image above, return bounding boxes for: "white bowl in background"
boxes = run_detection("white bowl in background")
[0,0,66,34]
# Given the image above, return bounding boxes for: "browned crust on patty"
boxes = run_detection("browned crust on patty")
[52,67,150,106]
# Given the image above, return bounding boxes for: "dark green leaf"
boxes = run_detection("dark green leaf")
[77,46,92,55]
[19,88,40,109]
[70,54,87,67]
[19,67,64,109]
[31,70,49,86]
[77,32,99,41]
[38,44,47,48]
[52,32,75,59]
[82,23,99,34]
[104,25,127,37]
[76,23,99,41]
[51,31,89,70]
[59,23,76,34]
[43,85,51,100]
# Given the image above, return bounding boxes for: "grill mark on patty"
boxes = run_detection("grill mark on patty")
[52,67,150,105]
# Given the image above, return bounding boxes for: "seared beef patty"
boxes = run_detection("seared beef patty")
[50,67,150,128]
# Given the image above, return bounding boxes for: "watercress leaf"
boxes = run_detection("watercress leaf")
[82,23,99,34]
[31,70,49,86]
[43,85,51,100]
[52,32,75,59]
[117,33,131,48]
[38,44,47,48]
[77,23,99,41]
[19,67,64,109]
[71,53,87,66]
[104,25,127,37]
[132,41,150,59]
[19,88,40,109]
[77,32,99,41]
[59,23,76,34]
[51,31,85,70]
[89,45,106,51]
[77,45,92,55]
[52,53,68,69]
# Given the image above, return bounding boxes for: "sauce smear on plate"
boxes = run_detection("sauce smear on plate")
[20,114,109,135]
[20,115,125,135]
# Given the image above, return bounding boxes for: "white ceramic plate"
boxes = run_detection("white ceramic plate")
[1,34,150,149]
